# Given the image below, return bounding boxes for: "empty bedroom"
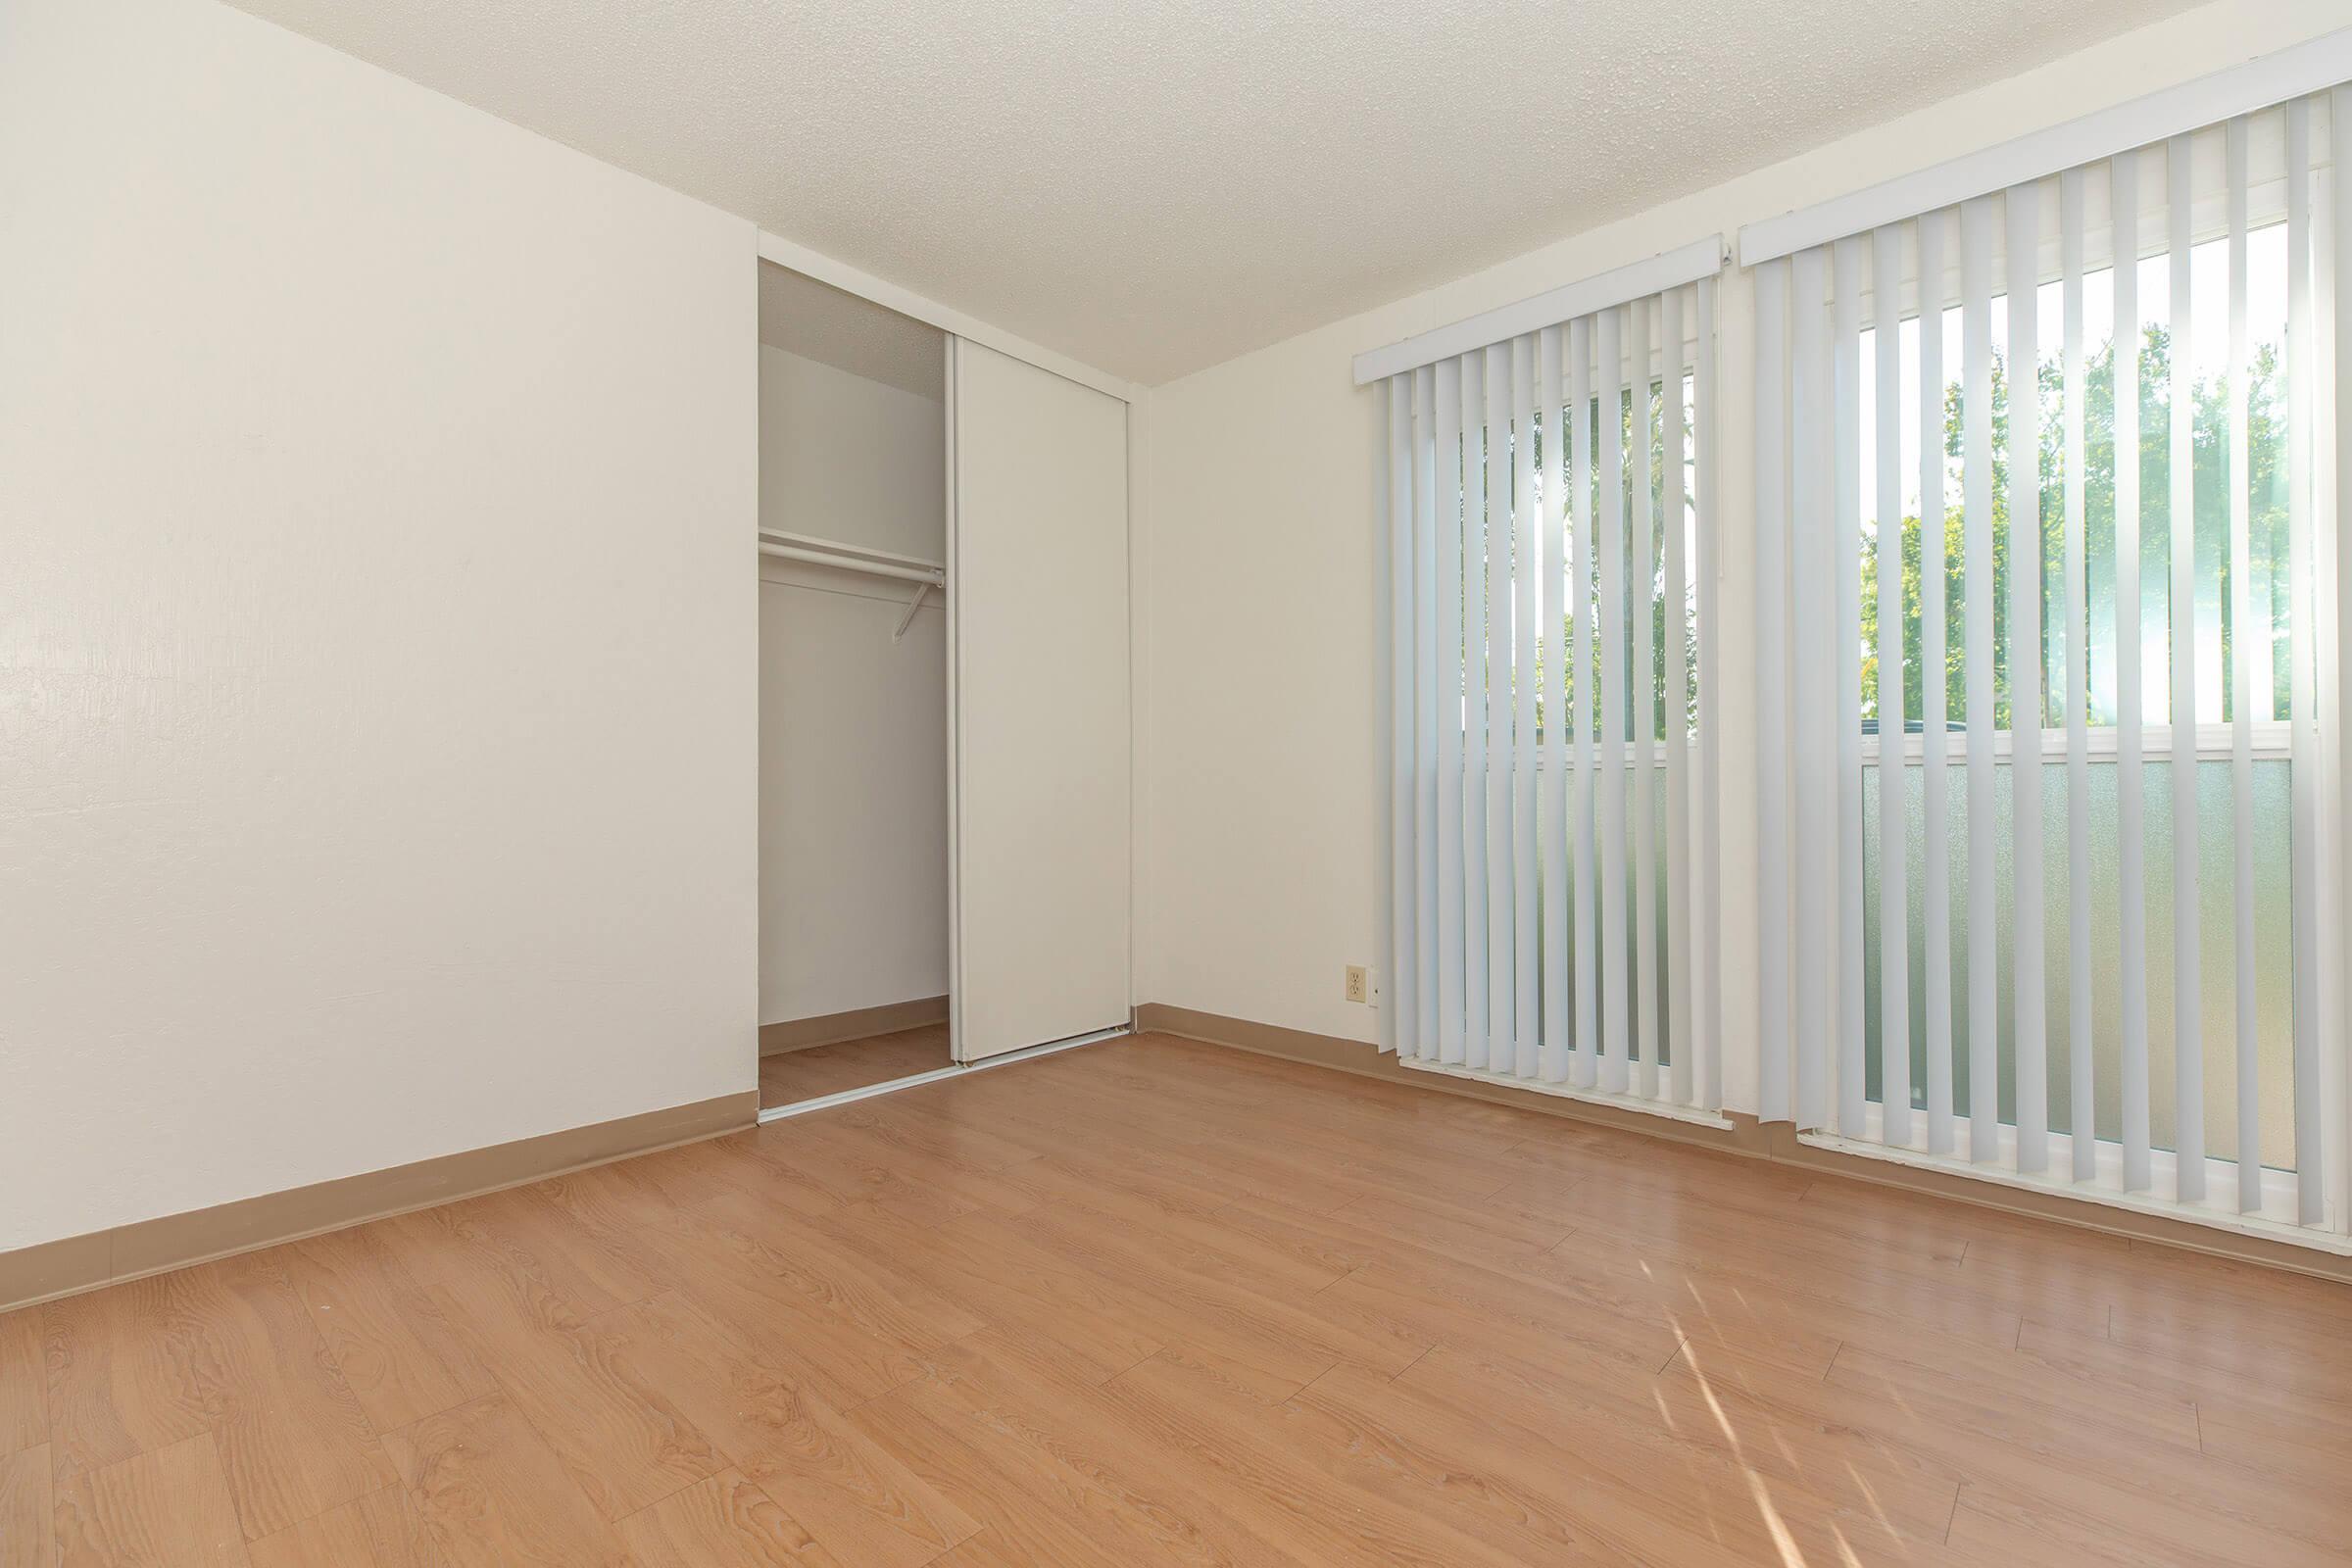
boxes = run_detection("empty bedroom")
[4,0,2351,1563]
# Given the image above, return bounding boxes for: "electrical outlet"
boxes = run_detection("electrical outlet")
[1345,964,1369,1004]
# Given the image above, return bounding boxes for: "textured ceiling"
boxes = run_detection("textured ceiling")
[760,260,944,401]
[229,0,2202,384]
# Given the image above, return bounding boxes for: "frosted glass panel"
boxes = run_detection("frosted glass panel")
[1863,755,2296,1168]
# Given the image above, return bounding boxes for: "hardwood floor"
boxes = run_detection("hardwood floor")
[759,1025,955,1109]
[7,1032,2351,1565]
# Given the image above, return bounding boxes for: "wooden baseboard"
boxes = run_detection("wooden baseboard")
[1133,1003,1748,1155]
[0,1089,759,1315]
[1133,1002,2352,1287]
[760,995,951,1057]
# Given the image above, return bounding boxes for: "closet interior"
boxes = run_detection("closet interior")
[756,261,952,1111]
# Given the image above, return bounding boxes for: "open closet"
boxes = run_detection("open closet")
[756,263,953,1109]
[755,256,1134,1116]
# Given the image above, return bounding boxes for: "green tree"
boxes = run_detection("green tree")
[1860,318,2288,733]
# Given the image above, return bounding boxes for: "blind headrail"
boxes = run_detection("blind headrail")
[1349,235,1727,386]
[1739,25,2352,267]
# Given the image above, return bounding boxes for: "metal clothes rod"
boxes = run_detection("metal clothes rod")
[757,536,945,585]
[759,528,944,574]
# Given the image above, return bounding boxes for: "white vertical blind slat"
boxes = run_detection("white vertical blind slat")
[2286,98,2323,1226]
[1485,347,1514,1071]
[1755,258,1794,1124]
[1571,318,1601,1090]
[1791,244,1834,1131]
[1461,351,1490,1070]
[1435,359,1467,1063]
[2168,135,2207,1202]
[1387,378,1415,1056]
[2226,118,2260,1214]
[1631,297,1662,1102]
[1413,367,1441,1060]
[1664,286,1694,1107]
[1540,326,1571,1084]
[2007,180,2049,1176]
[1961,195,1999,1166]
[1696,274,1724,1112]
[2328,87,2351,1236]
[1598,306,1632,1095]
[2062,168,2095,1183]
[1873,224,1913,1147]
[1919,210,1957,1158]
[2114,151,2153,1192]
[1512,336,1542,1079]
[1833,237,1867,1138]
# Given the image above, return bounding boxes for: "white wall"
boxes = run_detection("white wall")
[759,347,949,1023]
[760,347,948,561]
[1135,0,2348,1111]
[0,0,757,1251]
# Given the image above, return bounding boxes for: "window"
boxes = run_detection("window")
[1753,96,2338,1228]
[1374,256,1727,1114]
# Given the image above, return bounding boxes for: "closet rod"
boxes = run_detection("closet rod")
[759,528,943,573]
[758,541,943,585]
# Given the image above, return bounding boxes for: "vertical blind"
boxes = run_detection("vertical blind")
[1379,278,1724,1116]
[1752,88,2346,1227]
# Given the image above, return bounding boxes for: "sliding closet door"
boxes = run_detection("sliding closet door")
[949,339,1130,1061]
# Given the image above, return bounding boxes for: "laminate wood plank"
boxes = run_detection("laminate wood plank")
[54,1432,250,1568]
[207,1259,398,1538]
[438,1184,668,1320]
[41,1268,257,1479]
[800,1201,1166,1387]
[991,1148,1242,1224]
[948,1068,1399,1211]
[1828,1337,2203,1452]
[1091,1348,1556,1568]
[921,1529,1018,1568]
[1553,1214,2027,1350]
[1946,1470,2346,1568]
[816,1097,1062,1176]
[998,1160,1352,1294]
[1816,1343,2344,1562]
[0,1311,44,1459]
[746,1119,1041,1228]
[377,1207,726,1522]
[686,1189,991,1347]
[617,1207,937,1411]
[842,1378,1189,1568]
[2193,1396,2352,1490]
[44,1252,394,1537]
[0,1445,53,1568]
[529,1159,694,1237]
[280,1224,498,1434]
[1455,1338,1968,1544]
[758,1028,952,1110]
[906,1326,1317,1568]
[615,1469,845,1568]
[1327,1186,1575,1265]
[1275,1232,1694,1383]
[620,1132,843,1222]
[243,1486,438,1568]
[1289,1356,1939,1566]
[2103,1280,2352,1390]
[1002,1200,1427,1385]
[592,1293,977,1568]
[2015,1314,2352,1447]
[380,1394,634,1568]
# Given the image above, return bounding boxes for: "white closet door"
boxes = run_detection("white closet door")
[949,339,1131,1061]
